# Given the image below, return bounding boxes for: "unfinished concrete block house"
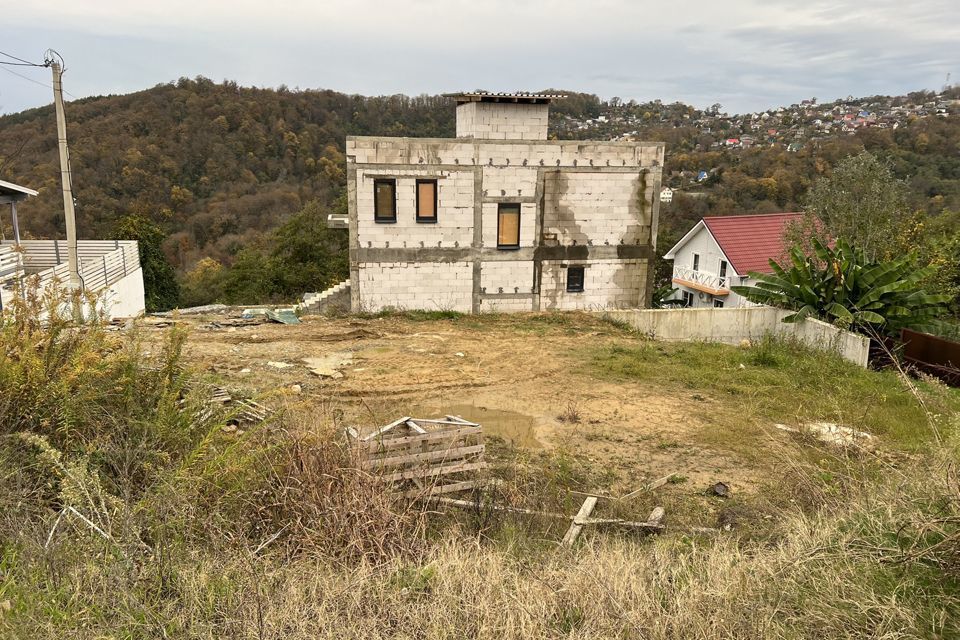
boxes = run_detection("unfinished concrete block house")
[341,92,664,313]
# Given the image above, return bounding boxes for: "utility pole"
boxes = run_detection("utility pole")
[50,60,80,288]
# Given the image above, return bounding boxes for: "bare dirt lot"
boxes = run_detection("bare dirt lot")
[144,310,771,503]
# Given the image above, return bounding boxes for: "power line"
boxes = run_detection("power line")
[0,64,77,99]
[0,50,45,67]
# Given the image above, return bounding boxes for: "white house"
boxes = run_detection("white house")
[659,187,674,203]
[663,212,804,308]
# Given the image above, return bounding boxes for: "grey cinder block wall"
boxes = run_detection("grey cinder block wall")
[347,92,664,313]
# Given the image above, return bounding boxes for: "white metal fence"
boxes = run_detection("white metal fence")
[0,240,140,309]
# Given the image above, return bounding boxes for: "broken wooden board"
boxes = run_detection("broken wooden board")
[562,496,598,546]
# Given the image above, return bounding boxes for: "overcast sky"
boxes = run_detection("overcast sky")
[1,0,958,116]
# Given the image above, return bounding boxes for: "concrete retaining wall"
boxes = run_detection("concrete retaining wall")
[603,306,870,367]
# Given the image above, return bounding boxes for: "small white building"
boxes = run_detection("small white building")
[663,212,803,309]
[0,179,145,319]
[659,187,674,203]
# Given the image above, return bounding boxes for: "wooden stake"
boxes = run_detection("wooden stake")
[561,496,598,546]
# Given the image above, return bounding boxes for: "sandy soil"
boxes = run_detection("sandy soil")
[142,311,767,496]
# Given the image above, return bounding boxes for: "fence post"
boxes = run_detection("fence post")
[103,255,109,287]
[121,247,127,276]
[54,241,61,264]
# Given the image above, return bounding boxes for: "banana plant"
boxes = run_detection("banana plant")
[732,238,951,336]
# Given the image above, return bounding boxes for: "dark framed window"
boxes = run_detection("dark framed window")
[416,179,438,223]
[692,253,700,271]
[566,266,585,292]
[497,203,521,249]
[713,299,724,308]
[373,179,396,222]
[681,291,694,307]
[719,260,728,278]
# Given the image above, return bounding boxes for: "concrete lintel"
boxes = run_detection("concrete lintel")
[351,165,477,175]
[347,135,665,149]
[534,245,656,261]
[481,196,539,204]
[354,247,473,263]
[479,292,536,300]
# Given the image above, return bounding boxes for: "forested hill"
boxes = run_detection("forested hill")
[0,78,958,308]
[0,78,455,269]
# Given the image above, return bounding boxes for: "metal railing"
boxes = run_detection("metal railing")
[672,265,730,291]
[0,240,140,296]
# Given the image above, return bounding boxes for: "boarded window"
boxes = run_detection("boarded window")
[497,203,521,248]
[567,266,585,292]
[416,179,437,222]
[374,179,396,222]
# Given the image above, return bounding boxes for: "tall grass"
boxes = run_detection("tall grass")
[1,296,959,638]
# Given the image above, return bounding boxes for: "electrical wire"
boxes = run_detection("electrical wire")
[0,64,77,98]
[0,50,45,66]
[0,64,53,90]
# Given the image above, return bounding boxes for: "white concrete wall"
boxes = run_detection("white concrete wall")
[543,172,653,246]
[95,267,145,319]
[480,260,534,294]
[541,259,647,311]
[1,267,145,321]
[356,169,475,248]
[348,136,664,314]
[356,261,473,312]
[456,102,549,140]
[603,306,870,367]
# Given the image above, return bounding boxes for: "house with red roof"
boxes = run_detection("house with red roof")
[663,212,804,308]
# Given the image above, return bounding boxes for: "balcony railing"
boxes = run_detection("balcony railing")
[672,265,730,295]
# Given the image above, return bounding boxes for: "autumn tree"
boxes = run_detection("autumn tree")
[804,151,909,260]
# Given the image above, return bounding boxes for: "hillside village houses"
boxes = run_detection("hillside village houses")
[338,92,664,314]
[664,212,804,309]
[0,179,145,319]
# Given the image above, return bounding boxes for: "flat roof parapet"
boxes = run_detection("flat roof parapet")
[446,92,568,105]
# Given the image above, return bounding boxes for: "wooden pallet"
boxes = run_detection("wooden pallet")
[348,415,485,497]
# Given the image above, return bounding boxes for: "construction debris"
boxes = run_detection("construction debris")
[774,422,874,447]
[303,352,353,378]
[266,309,300,324]
[153,303,230,317]
[709,482,730,498]
[266,361,294,369]
[349,415,485,498]
[197,384,272,428]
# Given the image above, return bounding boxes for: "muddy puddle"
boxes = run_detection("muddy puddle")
[408,402,542,448]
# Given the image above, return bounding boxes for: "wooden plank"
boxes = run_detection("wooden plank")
[405,419,427,434]
[365,435,482,458]
[444,415,481,426]
[619,473,675,501]
[365,444,485,469]
[381,460,486,483]
[647,506,665,526]
[402,480,477,498]
[361,416,411,441]
[361,426,482,451]
[562,496,598,546]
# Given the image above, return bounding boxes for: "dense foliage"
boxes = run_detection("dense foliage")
[732,238,951,336]
[1,80,959,308]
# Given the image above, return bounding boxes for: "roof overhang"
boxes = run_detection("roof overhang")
[445,92,567,105]
[664,219,727,262]
[0,179,38,203]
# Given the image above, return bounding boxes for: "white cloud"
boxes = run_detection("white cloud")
[1,0,958,114]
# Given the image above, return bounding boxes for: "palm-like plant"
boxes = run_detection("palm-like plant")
[731,238,951,336]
